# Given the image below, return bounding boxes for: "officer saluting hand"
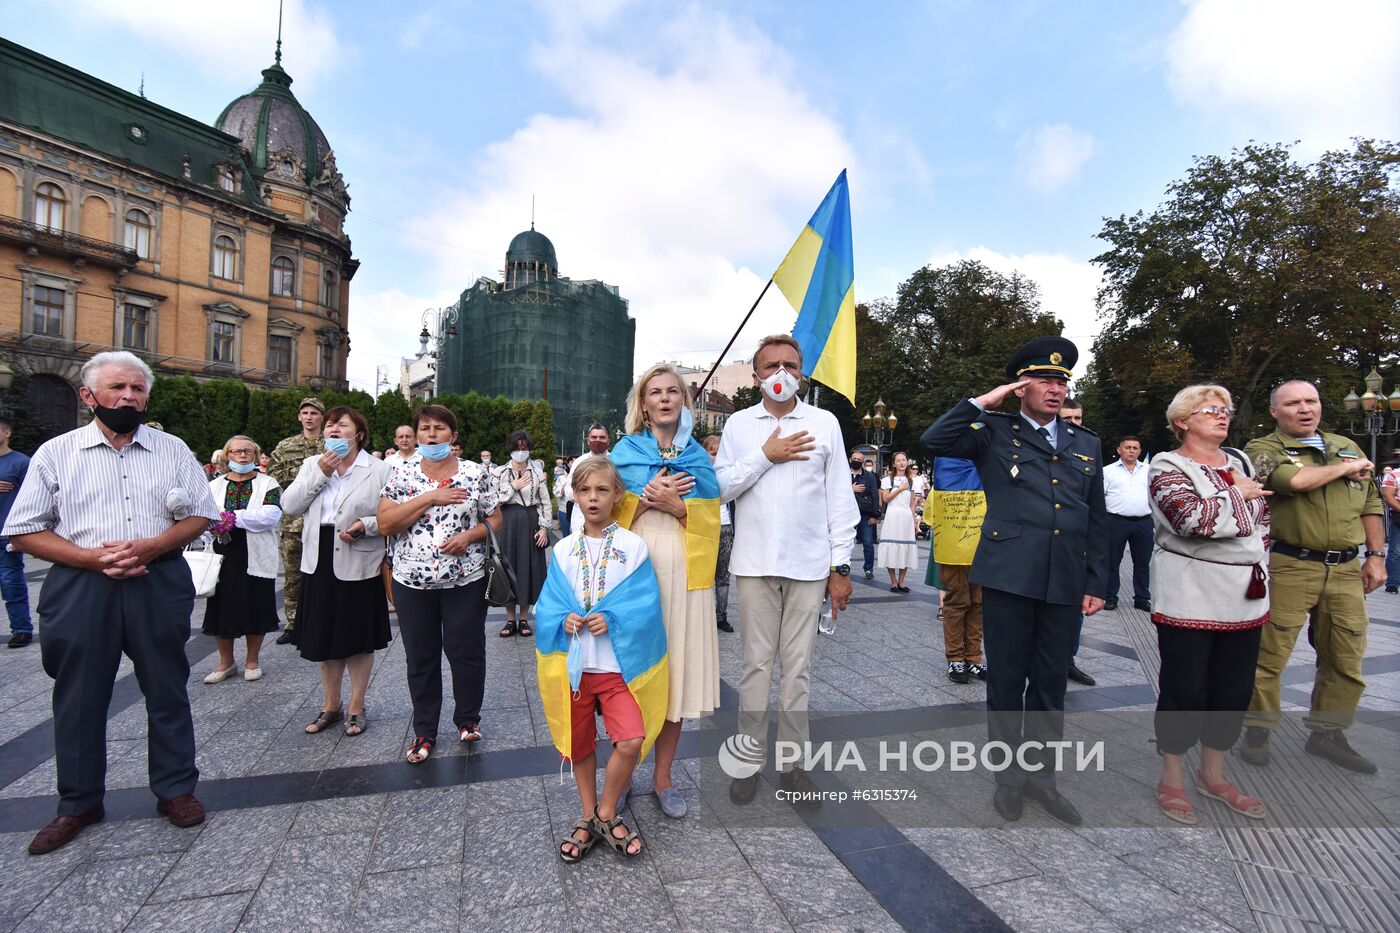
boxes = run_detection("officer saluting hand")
[921,336,1107,826]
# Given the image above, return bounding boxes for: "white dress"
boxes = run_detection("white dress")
[877,476,919,570]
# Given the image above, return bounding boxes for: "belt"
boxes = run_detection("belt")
[1110,513,1152,520]
[1272,541,1357,565]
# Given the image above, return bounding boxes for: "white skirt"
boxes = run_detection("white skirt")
[878,498,919,571]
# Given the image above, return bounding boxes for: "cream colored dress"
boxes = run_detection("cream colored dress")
[631,507,719,720]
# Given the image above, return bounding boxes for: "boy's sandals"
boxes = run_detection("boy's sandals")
[406,736,434,764]
[305,709,343,734]
[590,811,643,857]
[344,713,367,737]
[459,723,482,743]
[1155,782,1197,825]
[1196,771,1265,819]
[517,619,533,637]
[558,820,597,863]
[499,620,517,637]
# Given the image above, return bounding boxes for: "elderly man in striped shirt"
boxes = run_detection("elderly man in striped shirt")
[4,351,220,855]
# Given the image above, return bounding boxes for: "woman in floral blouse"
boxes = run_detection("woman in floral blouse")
[201,436,283,684]
[377,405,502,763]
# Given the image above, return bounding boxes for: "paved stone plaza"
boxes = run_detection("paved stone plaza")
[0,541,1397,932]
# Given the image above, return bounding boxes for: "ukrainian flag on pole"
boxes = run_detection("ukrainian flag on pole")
[773,170,857,403]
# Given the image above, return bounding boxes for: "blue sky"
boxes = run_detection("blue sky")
[7,0,1398,393]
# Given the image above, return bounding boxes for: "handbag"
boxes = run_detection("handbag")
[183,540,223,598]
[482,522,517,608]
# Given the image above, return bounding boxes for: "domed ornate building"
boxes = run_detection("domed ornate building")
[0,37,358,444]
[436,227,634,454]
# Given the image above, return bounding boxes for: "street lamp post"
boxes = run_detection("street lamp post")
[861,398,898,476]
[418,304,460,395]
[1342,368,1400,467]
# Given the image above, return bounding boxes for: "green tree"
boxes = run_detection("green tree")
[525,400,557,468]
[148,376,208,457]
[730,385,761,411]
[1083,140,1400,452]
[199,380,249,453]
[373,390,413,452]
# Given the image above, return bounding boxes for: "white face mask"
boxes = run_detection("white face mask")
[510,450,530,464]
[760,368,801,403]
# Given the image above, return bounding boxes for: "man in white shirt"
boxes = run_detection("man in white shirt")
[715,334,858,805]
[386,425,416,466]
[1102,436,1152,613]
[564,424,612,530]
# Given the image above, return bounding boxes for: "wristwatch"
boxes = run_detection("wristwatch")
[830,564,850,576]
[1365,550,1385,559]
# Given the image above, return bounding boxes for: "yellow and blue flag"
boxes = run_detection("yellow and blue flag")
[535,550,669,762]
[773,169,857,403]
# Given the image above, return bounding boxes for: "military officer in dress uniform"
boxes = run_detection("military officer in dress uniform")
[268,397,325,644]
[921,336,1108,825]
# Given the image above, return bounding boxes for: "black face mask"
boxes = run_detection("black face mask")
[851,460,864,470]
[94,405,147,435]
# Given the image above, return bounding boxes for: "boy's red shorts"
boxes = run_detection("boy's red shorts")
[570,672,645,760]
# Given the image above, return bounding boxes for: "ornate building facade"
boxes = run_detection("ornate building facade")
[436,228,635,455]
[0,38,355,442]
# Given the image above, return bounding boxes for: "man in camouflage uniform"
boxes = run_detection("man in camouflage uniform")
[1242,380,1384,774]
[269,397,325,644]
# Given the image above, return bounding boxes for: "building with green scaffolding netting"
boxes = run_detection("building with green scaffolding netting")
[436,227,635,455]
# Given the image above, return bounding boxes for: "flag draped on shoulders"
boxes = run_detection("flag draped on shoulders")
[774,169,857,404]
[926,457,986,567]
[535,536,668,762]
[611,421,721,590]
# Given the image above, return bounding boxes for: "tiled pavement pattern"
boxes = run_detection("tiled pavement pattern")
[0,544,1396,932]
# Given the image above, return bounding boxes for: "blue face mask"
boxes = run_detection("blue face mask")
[325,437,351,458]
[567,633,585,694]
[419,441,453,461]
[227,459,257,474]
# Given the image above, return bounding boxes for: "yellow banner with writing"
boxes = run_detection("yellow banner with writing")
[925,489,986,566]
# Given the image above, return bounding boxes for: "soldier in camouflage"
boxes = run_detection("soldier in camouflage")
[269,398,325,643]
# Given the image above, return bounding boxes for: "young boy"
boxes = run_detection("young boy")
[534,457,668,862]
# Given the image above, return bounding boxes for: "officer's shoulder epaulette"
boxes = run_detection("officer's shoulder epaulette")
[982,410,1014,418]
[1072,423,1098,437]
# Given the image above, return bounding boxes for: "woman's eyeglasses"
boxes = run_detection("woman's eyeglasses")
[1191,406,1235,419]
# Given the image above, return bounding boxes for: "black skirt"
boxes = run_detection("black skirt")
[499,503,547,606]
[202,528,279,638]
[292,526,392,662]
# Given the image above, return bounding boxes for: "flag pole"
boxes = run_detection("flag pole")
[696,277,773,397]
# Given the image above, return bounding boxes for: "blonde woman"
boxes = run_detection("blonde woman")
[202,436,283,683]
[1149,384,1270,824]
[612,363,721,819]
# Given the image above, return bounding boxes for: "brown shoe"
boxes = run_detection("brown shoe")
[28,808,104,855]
[156,793,206,828]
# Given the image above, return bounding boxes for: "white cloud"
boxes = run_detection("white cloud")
[927,247,1104,381]
[1018,123,1096,192]
[1165,0,1400,147]
[56,0,343,89]
[364,4,856,389]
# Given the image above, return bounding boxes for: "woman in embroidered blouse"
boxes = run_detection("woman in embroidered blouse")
[202,436,283,684]
[1149,384,1271,825]
[377,405,502,764]
[614,363,720,820]
[495,429,551,638]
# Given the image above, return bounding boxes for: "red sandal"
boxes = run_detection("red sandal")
[1155,782,1196,825]
[406,736,434,764]
[1195,771,1264,820]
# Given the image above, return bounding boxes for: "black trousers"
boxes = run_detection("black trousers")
[982,587,1081,789]
[393,578,488,741]
[39,558,198,815]
[1105,513,1153,602]
[1154,623,1262,754]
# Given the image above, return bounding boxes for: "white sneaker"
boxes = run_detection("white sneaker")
[243,667,263,682]
[203,664,237,684]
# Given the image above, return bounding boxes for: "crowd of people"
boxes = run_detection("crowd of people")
[0,336,1386,859]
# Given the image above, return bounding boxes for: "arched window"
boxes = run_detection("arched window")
[33,182,65,232]
[124,208,153,258]
[212,235,238,279]
[271,256,295,297]
[322,269,337,309]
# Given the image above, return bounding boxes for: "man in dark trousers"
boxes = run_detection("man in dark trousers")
[850,447,880,579]
[921,336,1108,825]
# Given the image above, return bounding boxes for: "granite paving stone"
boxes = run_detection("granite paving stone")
[124,891,253,933]
[149,804,297,902]
[240,830,373,930]
[353,863,461,932]
[366,786,467,873]
[14,852,180,933]
[459,809,562,916]
[664,872,793,932]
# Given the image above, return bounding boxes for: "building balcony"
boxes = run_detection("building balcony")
[0,215,140,270]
